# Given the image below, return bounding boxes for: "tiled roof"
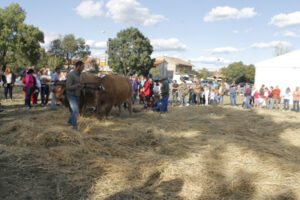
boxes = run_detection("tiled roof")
[157,56,192,66]
[154,60,164,66]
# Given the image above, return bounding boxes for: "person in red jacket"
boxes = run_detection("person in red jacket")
[142,78,151,107]
[272,86,281,109]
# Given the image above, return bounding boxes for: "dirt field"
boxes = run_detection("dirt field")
[0,87,300,200]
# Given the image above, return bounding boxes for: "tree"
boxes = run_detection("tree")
[274,43,291,57]
[107,27,154,76]
[49,34,91,69]
[222,62,255,83]
[0,3,44,72]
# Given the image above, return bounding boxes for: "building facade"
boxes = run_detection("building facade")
[152,56,193,79]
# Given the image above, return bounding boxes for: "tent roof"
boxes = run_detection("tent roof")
[255,50,300,69]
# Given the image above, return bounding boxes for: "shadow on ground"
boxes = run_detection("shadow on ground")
[0,99,300,199]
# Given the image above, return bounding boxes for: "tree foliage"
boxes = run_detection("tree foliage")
[192,68,213,80]
[107,27,154,76]
[222,62,255,83]
[0,3,44,71]
[274,43,291,57]
[49,34,90,69]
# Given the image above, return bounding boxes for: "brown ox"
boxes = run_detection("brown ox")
[53,74,99,114]
[53,81,68,106]
[96,75,133,116]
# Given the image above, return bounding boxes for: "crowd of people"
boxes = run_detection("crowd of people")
[1,66,300,116]
[237,84,300,112]
[130,75,169,113]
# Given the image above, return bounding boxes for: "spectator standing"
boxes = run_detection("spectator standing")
[143,78,151,105]
[243,84,252,109]
[218,82,225,105]
[283,87,292,112]
[253,90,260,108]
[204,86,209,106]
[160,77,169,113]
[66,61,84,130]
[269,86,274,109]
[188,82,196,105]
[210,89,215,105]
[51,67,61,110]
[264,88,270,108]
[250,86,256,105]
[153,82,161,95]
[230,83,237,107]
[293,87,300,112]
[33,71,41,106]
[40,69,51,106]
[131,76,138,105]
[171,80,179,104]
[24,69,35,108]
[179,79,189,107]
[2,67,16,101]
[259,85,265,97]
[194,80,202,106]
[149,78,154,97]
[272,86,281,109]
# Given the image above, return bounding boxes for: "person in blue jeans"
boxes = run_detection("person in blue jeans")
[51,67,61,110]
[230,84,237,106]
[160,77,169,113]
[66,61,85,130]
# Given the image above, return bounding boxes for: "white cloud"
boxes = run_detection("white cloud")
[106,0,165,26]
[206,47,243,54]
[91,50,106,57]
[151,38,187,51]
[75,0,104,19]
[204,6,257,22]
[233,30,239,34]
[191,56,233,65]
[250,41,292,49]
[41,31,61,49]
[86,40,107,49]
[270,12,300,28]
[283,31,300,38]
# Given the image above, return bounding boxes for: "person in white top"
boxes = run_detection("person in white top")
[33,71,41,106]
[283,87,292,111]
[40,68,51,105]
[153,82,160,95]
[204,86,210,106]
[3,67,16,101]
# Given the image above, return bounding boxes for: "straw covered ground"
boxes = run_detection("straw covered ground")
[0,87,300,200]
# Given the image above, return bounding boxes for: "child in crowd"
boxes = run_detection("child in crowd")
[209,89,215,105]
[253,90,260,108]
[214,89,219,105]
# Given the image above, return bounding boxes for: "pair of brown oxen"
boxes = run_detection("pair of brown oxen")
[53,74,133,117]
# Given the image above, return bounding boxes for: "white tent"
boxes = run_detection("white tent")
[255,50,300,91]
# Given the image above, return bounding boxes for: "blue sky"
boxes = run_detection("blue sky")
[1,0,300,70]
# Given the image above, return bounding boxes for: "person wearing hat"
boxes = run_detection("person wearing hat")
[51,67,61,110]
[25,69,35,108]
[160,76,169,113]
